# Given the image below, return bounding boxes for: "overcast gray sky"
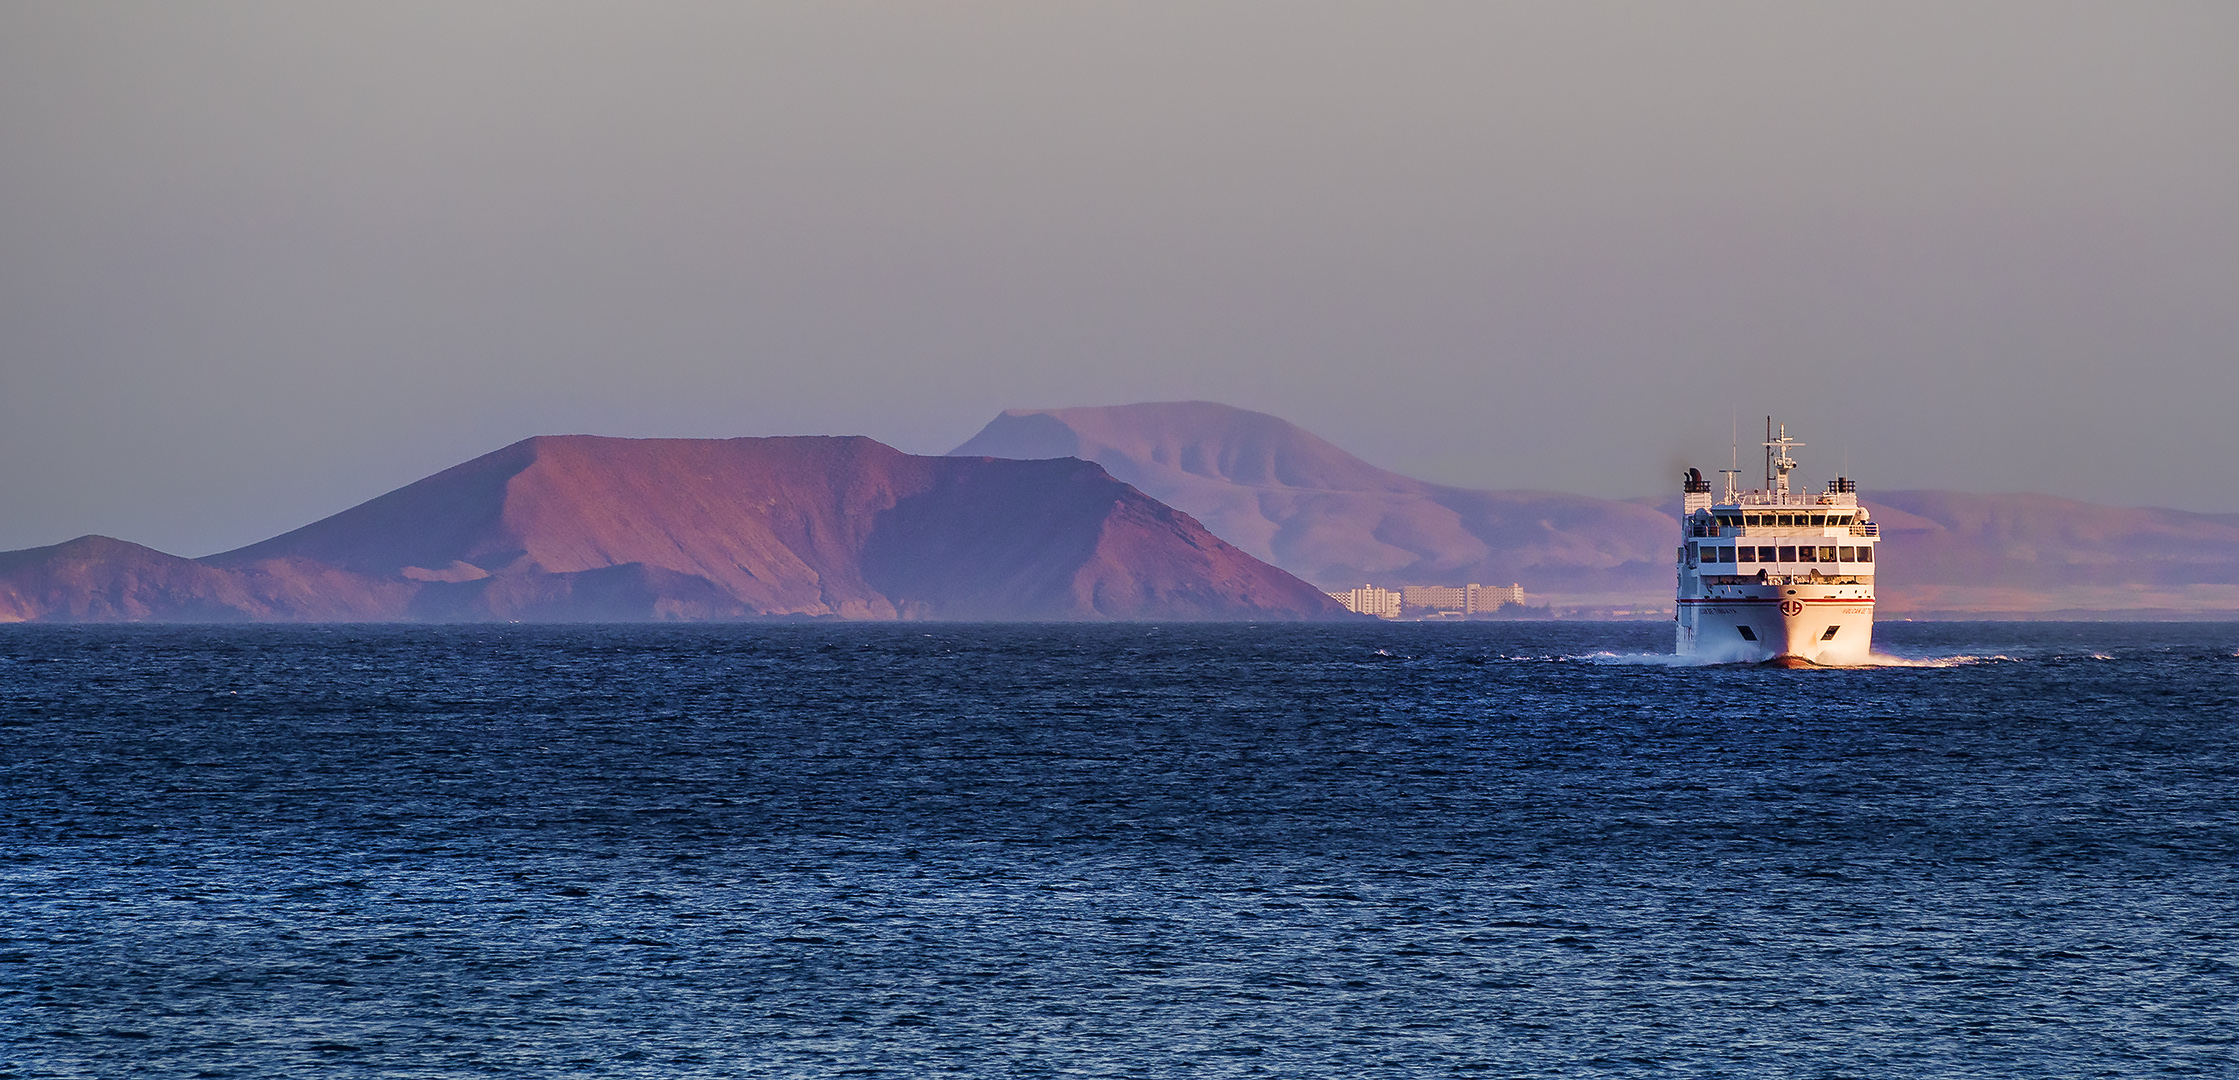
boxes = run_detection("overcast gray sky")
[4,1,2235,555]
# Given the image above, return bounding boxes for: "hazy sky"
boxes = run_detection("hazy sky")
[4,2,2236,555]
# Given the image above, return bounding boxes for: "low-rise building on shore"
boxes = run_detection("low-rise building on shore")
[1329,583,1526,619]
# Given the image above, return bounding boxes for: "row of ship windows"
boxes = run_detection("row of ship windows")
[1696,545,1872,564]
[1710,513,1855,528]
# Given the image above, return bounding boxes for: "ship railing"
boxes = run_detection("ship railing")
[1722,492,1862,508]
[1694,524,1878,538]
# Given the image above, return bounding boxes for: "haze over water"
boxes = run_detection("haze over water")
[5,4,2237,555]
[6,621,2234,1076]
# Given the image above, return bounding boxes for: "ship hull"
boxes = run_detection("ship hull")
[1677,587,1874,665]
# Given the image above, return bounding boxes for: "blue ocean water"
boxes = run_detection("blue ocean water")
[2,621,2235,1078]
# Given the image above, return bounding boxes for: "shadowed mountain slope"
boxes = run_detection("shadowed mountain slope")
[2,436,1348,622]
[954,402,1677,599]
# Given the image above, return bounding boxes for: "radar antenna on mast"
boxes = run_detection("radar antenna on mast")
[1763,419,1804,499]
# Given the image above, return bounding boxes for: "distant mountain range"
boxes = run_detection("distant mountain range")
[956,402,2239,618]
[0,436,1347,622]
[7,403,2234,622]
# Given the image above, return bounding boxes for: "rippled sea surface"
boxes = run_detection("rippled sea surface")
[3,622,2236,1078]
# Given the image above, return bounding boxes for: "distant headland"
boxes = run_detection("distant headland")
[0,435,1348,623]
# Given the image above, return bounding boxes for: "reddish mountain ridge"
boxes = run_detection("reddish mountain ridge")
[0,436,1348,622]
[958,402,2239,616]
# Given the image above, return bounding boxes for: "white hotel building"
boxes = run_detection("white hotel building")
[1330,583,1525,619]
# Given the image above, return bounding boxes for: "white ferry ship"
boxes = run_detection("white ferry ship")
[1677,420,1877,665]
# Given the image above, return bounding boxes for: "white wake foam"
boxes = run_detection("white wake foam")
[1574,651,1730,667]
[1858,653,2015,668]
[1570,651,2013,669]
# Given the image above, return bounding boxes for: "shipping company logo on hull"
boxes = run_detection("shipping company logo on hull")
[1780,599,1805,616]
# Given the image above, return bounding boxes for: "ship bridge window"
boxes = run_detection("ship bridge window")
[1776,515,1793,526]
[1856,547,1872,563]
[1738,546,1756,562]
[1809,514,1826,527]
[1778,545,1797,561]
[1839,546,1855,562]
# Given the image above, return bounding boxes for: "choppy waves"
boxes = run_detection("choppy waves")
[3,621,2234,1078]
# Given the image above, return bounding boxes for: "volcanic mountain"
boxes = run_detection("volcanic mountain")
[0,436,1350,622]
[955,402,2239,617]
[954,402,1676,603]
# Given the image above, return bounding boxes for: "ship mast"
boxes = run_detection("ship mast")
[1719,420,1741,500]
[1763,419,1803,500]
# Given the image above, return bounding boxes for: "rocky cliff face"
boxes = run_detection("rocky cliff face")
[0,436,1349,622]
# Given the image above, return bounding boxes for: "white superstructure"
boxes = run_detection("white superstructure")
[1676,420,1877,665]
